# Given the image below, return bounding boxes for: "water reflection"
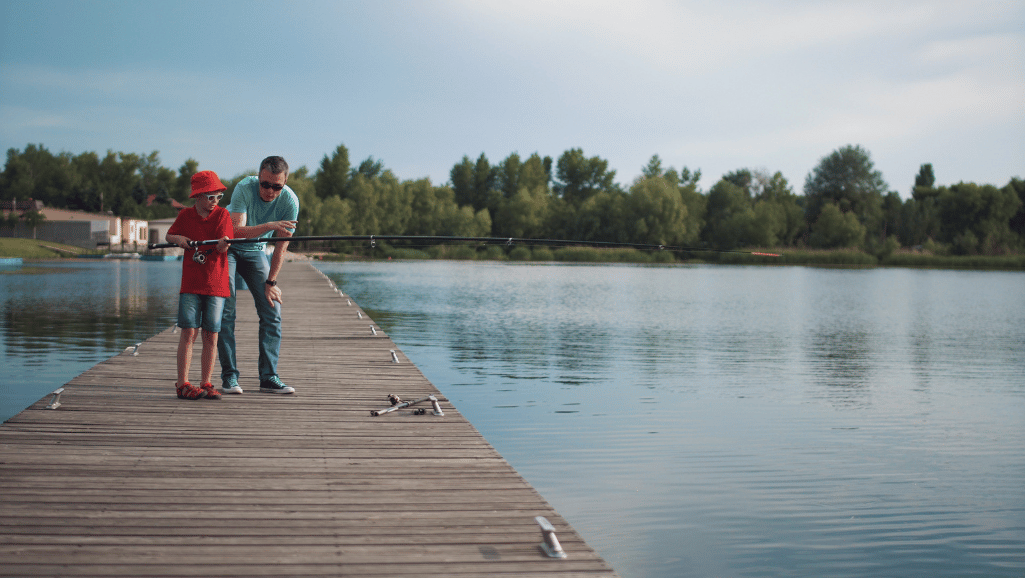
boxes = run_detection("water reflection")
[322,261,1025,578]
[1,261,181,421]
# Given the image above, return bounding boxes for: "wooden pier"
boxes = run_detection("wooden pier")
[0,261,618,577]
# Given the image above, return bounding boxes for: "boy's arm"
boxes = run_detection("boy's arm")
[165,233,192,249]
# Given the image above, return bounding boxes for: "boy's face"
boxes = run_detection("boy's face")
[195,192,223,212]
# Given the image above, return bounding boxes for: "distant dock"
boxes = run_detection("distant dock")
[0,261,618,577]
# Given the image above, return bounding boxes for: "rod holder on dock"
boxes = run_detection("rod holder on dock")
[357,311,363,319]
[370,326,377,335]
[390,350,399,363]
[429,395,444,416]
[347,299,352,306]
[125,343,141,356]
[46,388,64,410]
[535,516,567,558]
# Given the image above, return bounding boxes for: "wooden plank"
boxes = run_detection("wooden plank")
[0,261,618,577]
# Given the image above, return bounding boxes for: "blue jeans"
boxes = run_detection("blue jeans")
[217,248,281,383]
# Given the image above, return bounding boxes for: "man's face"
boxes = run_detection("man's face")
[258,169,287,202]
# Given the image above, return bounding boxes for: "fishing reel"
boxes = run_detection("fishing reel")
[192,249,214,265]
[187,241,213,265]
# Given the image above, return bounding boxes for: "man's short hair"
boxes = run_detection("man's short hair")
[259,156,289,177]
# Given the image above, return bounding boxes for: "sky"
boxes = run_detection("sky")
[1,0,1022,197]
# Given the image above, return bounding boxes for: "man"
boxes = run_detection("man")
[217,155,299,395]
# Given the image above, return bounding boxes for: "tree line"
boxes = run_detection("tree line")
[2,143,1023,256]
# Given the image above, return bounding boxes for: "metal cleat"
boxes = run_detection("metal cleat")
[429,395,444,416]
[46,388,64,410]
[535,516,567,558]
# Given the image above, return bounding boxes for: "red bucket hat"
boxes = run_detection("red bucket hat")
[190,170,227,198]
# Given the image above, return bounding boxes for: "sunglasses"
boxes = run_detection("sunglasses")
[260,181,284,192]
[203,194,223,202]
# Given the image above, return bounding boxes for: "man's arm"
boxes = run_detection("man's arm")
[230,212,297,238]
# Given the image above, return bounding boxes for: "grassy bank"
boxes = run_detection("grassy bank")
[0,238,90,259]
[314,242,1025,270]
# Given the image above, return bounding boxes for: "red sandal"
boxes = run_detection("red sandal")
[176,382,207,400]
[199,383,222,400]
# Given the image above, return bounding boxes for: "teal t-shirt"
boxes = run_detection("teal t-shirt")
[226,175,300,251]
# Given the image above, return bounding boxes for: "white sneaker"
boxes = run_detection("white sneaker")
[221,377,243,394]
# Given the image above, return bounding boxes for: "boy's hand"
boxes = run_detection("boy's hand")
[173,236,192,249]
[216,236,230,253]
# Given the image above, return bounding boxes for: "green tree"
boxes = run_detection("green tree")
[627,175,689,246]
[496,152,522,199]
[553,148,617,205]
[571,190,630,243]
[449,155,474,208]
[808,203,867,248]
[174,159,199,202]
[803,144,887,239]
[722,168,755,195]
[641,154,665,179]
[518,153,551,191]
[494,185,554,239]
[315,144,350,199]
[938,182,1022,254]
[352,156,384,180]
[702,179,754,249]
[1007,177,1025,244]
[756,171,804,245]
[344,172,412,236]
[449,153,496,213]
[915,163,935,188]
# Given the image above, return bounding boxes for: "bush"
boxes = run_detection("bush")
[508,246,532,261]
[481,245,507,260]
[427,245,477,260]
[531,247,554,261]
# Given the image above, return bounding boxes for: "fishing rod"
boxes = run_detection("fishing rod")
[149,234,781,256]
[369,394,443,417]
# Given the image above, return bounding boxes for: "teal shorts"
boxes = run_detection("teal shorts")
[177,293,225,333]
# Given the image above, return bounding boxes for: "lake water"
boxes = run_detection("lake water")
[1,260,181,420]
[2,260,1023,577]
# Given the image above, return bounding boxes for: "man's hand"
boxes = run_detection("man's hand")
[266,283,283,306]
[267,220,298,235]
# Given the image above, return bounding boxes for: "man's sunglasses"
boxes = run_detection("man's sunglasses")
[260,181,284,192]
[203,194,223,202]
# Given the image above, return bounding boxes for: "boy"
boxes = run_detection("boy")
[166,170,233,400]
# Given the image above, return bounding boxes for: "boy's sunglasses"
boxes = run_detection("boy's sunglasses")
[260,181,284,192]
[203,194,223,202]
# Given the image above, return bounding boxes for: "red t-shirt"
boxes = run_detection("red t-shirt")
[167,205,233,297]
